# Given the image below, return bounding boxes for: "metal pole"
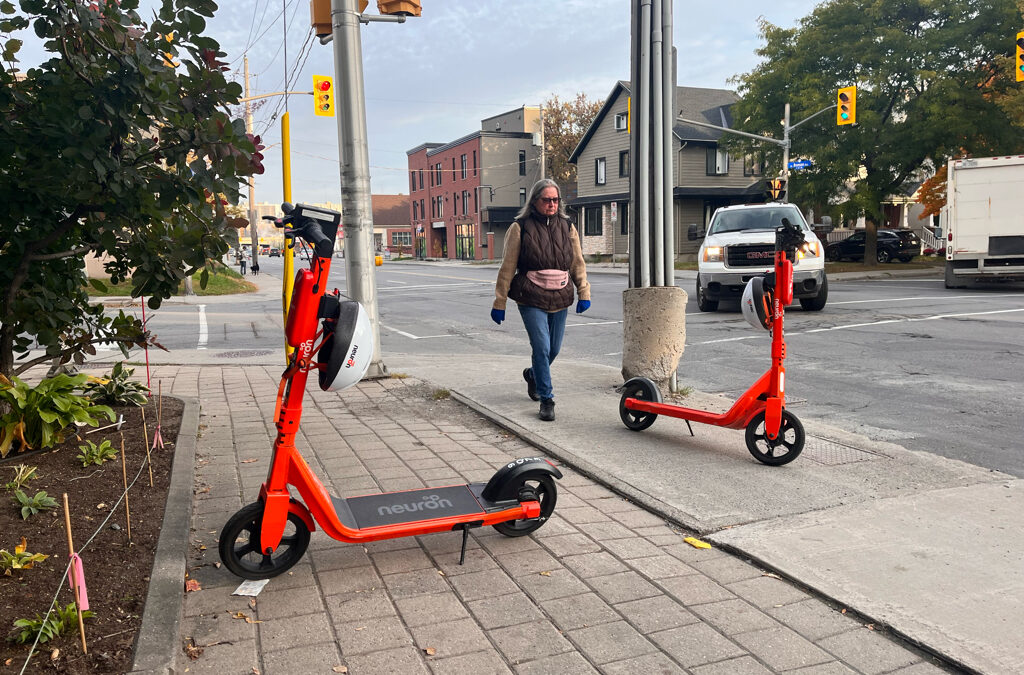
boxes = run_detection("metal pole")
[651,0,664,287]
[638,0,652,287]
[628,1,640,288]
[281,112,295,361]
[662,0,675,288]
[331,0,386,377]
[539,105,545,180]
[243,57,258,274]
[781,102,791,203]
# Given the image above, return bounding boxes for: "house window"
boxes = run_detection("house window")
[474,189,478,213]
[584,206,602,236]
[430,197,435,218]
[410,171,415,193]
[419,199,424,219]
[614,112,627,131]
[418,169,424,190]
[412,201,418,220]
[619,201,629,236]
[619,150,629,178]
[595,157,606,185]
[706,146,729,175]
[519,150,526,176]
[391,232,412,246]
[461,154,467,179]
[472,150,477,176]
[519,188,526,206]
[743,154,763,177]
[435,162,442,185]
[462,190,469,215]
[437,196,444,218]
[453,192,458,216]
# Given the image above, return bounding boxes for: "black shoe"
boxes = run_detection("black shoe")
[539,398,555,422]
[523,368,539,401]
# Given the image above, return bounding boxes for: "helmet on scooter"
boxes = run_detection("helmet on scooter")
[741,277,772,331]
[318,300,374,391]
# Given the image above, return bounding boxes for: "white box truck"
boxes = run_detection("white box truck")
[943,155,1024,288]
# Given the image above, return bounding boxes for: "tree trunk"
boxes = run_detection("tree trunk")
[864,217,878,265]
[0,323,14,380]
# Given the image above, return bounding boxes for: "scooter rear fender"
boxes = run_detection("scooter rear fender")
[481,457,562,503]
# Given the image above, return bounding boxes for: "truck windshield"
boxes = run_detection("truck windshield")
[708,207,806,235]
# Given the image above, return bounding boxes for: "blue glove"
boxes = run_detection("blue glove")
[576,300,591,314]
[490,308,505,325]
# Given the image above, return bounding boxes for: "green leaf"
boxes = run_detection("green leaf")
[78,105,93,120]
[89,278,109,293]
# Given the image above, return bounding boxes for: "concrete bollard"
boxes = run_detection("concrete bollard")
[621,286,688,391]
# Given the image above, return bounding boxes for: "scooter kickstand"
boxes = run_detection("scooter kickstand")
[459,524,471,565]
[684,420,694,436]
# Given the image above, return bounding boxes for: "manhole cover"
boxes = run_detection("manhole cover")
[803,436,888,466]
[214,350,275,358]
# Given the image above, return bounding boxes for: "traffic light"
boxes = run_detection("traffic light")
[313,75,334,117]
[377,0,421,16]
[1016,31,1024,83]
[837,86,856,125]
[767,178,786,200]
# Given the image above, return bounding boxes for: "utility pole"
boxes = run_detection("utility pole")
[331,0,387,378]
[243,57,259,270]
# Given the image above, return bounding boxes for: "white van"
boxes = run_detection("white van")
[689,203,827,312]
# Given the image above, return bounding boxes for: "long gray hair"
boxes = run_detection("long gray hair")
[515,178,568,221]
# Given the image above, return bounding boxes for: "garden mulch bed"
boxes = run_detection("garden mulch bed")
[0,397,183,674]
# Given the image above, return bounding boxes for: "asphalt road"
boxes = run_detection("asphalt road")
[144,256,1024,478]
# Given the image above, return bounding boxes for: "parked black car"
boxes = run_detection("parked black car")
[825,229,920,263]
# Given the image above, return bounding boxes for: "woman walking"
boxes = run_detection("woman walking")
[491,179,591,422]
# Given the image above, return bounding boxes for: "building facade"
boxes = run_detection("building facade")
[569,82,765,260]
[407,107,543,260]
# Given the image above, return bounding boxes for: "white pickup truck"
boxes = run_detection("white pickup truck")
[942,155,1024,288]
[689,203,828,312]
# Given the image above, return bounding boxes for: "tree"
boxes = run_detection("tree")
[915,164,948,221]
[728,0,1024,263]
[542,93,602,195]
[0,0,263,377]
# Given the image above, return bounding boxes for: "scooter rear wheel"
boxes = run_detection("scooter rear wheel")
[492,475,557,537]
[745,410,805,466]
[220,502,311,580]
[619,377,661,431]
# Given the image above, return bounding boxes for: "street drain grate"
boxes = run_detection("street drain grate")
[803,436,888,466]
[214,350,275,358]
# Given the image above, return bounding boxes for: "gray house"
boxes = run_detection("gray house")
[568,81,765,260]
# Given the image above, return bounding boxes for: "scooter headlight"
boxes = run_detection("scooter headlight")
[703,246,723,263]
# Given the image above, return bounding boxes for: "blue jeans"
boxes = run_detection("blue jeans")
[518,305,567,401]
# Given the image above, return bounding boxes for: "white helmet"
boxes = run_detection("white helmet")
[318,300,374,391]
[741,277,772,331]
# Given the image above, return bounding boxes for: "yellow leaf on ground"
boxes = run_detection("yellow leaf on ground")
[184,579,201,592]
[423,647,437,656]
[539,570,551,576]
[332,667,348,673]
[683,536,711,549]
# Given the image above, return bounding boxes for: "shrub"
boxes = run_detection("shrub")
[77,439,118,467]
[0,538,49,575]
[0,373,115,457]
[8,603,93,645]
[12,490,58,520]
[83,361,150,406]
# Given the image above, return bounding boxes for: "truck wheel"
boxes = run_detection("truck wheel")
[799,276,828,311]
[876,248,892,264]
[944,262,967,289]
[696,276,718,312]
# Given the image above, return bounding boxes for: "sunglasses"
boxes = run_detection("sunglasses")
[538,197,560,204]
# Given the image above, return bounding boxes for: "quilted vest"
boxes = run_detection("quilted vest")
[508,213,576,311]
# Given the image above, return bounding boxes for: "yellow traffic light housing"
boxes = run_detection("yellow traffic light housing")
[377,0,421,16]
[313,75,335,117]
[1016,31,1024,83]
[767,178,786,200]
[837,86,856,126]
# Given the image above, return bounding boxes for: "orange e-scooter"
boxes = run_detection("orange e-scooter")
[618,218,807,466]
[219,203,561,579]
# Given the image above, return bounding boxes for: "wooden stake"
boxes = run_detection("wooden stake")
[62,494,87,654]
[157,381,163,429]
[141,406,153,487]
[120,433,132,543]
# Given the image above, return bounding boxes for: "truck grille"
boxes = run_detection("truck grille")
[727,244,775,267]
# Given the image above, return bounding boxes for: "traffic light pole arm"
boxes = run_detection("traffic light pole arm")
[677,117,788,148]
[788,103,837,132]
[319,13,407,43]
[239,91,313,103]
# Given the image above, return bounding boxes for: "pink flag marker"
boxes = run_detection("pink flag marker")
[68,553,89,611]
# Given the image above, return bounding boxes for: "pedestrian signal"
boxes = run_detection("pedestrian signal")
[1016,31,1024,83]
[767,178,786,200]
[313,75,334,117]
[837,86,856,126]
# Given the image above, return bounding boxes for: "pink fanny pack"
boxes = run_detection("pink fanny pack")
[526,269,569,290]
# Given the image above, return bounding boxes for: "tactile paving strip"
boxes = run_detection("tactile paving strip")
[803,436,889,466]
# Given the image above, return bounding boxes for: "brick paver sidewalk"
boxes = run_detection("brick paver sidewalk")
[159,364,949,674]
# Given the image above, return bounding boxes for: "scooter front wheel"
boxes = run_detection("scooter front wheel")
[219,502,311,580]
[745,410,805,466]
[493,475,557,537]
[619,377,661,431]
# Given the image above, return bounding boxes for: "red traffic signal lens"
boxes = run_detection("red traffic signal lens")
[319,80,331,91]
[839,92,850,103]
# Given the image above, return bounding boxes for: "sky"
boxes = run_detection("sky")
[15,0,822,207]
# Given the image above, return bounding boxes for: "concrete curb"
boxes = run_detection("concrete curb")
[129,395,199,675]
